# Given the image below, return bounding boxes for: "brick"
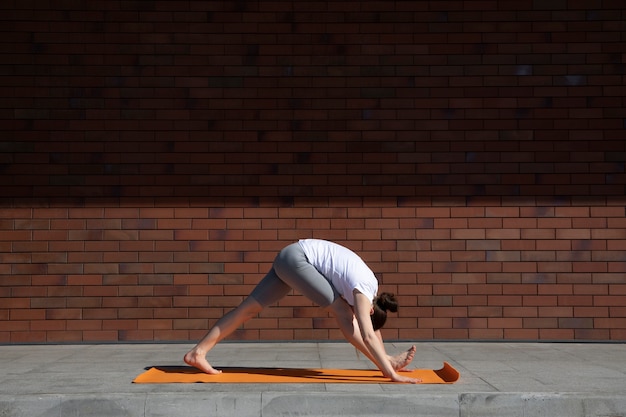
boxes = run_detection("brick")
[489,317,523,329]
[504,329,539,339]
[486,229,521,239]
[524,317,558,329]
[538,284,573,295]
[9,308,45,321]
[467,306,501,318]
[574,262,608,273]
[469,329,503,339]
[540,329,575,339]
[466,240,500,251]
[453,317,487,329]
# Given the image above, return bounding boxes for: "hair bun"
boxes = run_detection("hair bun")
[377,292,398,313]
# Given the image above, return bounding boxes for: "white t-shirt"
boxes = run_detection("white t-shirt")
[297,239,378,306]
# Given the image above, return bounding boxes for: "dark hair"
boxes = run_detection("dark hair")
[371,292,398,331]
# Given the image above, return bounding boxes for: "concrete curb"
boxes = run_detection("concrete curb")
[459,393,626,417]
[2,392,625,417]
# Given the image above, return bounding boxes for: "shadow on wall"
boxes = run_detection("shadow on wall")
[2,1,625,200]
[1,138,624,199]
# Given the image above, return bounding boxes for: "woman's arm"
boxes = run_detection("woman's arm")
[352,290,419,384]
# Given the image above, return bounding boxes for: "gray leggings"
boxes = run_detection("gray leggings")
[249,243,340,307]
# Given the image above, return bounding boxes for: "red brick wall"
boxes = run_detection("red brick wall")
[1,1,625,343]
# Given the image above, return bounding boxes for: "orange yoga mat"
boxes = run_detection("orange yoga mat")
[133,362,459,384]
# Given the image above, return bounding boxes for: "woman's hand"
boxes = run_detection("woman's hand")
[352,291,423,384]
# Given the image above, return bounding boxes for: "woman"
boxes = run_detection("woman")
[184,239,420,383]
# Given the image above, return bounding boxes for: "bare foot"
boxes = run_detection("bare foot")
[184,349,222,375]
[389,345,416,371]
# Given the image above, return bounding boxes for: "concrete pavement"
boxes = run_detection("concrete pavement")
[0,341,625,416]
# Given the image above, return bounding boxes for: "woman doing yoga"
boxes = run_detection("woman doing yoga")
[184,239,420,383]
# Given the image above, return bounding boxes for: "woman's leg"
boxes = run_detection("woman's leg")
[184,296,264,374]
[184,264,292,374]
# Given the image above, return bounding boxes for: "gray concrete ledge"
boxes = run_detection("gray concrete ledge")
[2,392,625,417]
[0,342,624,416]
[459,393,626,417]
